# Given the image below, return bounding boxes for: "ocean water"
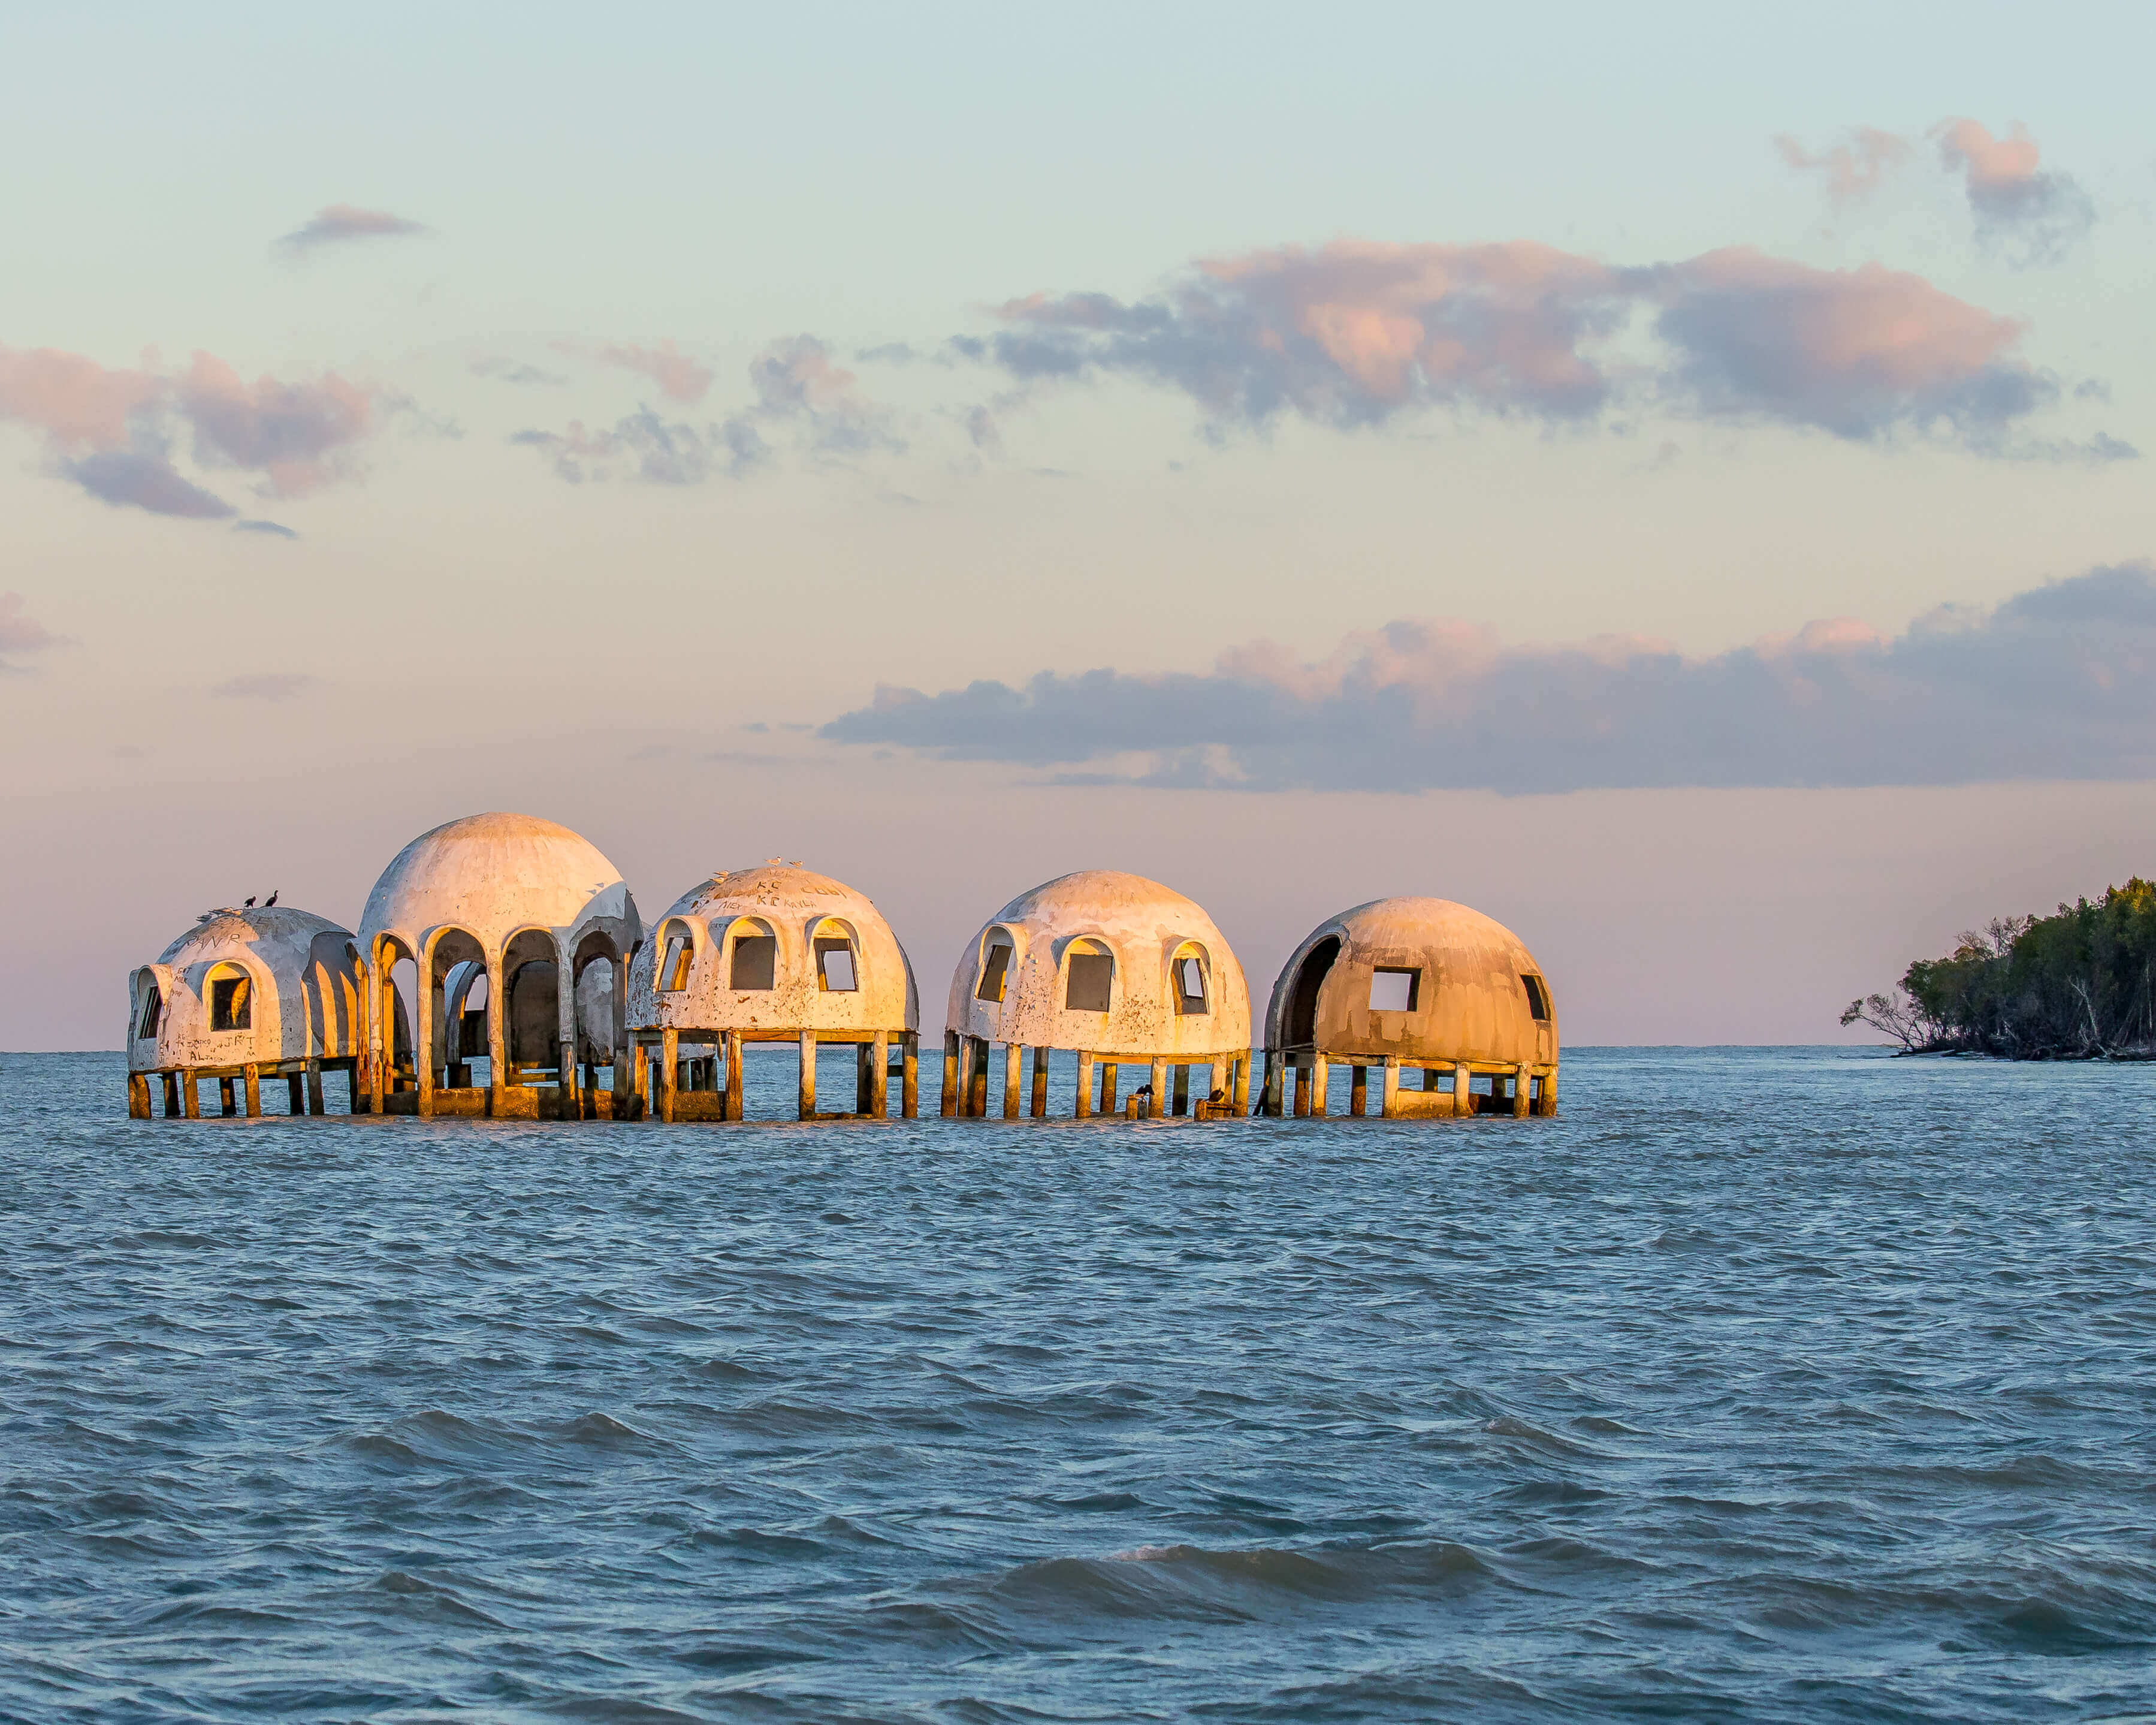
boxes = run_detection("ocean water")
[1,1047,2152,1723]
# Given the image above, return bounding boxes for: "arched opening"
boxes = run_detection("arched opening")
[1522,973,1553,1021]
[572,930,620,1066]
[1064,939,1113,1013]
[976,927,1016,1003]
[727,919,777,991]
[206,961,254,1033]
[503,929,561,1073]
[430,928,488,1086]
[135,977,163,1042]
[811,918,858,993]
[1285,936,1340,1047]
[1171,943,1210,1016]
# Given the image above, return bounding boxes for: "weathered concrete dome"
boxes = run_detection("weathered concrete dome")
[947,870,1251,1058]
[627,864,918,1034]
[128,906,366,1072]
[1266,897,1556,1067]
[359,812,636,956]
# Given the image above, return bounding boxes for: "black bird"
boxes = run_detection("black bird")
[243,895,256,907]
[264,889,279,907]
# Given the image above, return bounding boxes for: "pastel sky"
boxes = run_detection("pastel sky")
[6,1,2155,1050]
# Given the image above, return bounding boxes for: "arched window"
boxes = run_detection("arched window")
[657,923,694,993]
[975,931,1014,1003]
[207,964,253,1032]
[1064,942,1113,1012]
[1172,947,1209,1015]
[729,922,777,990]
[136,981,162,1041]
[1521,973,1552,1021]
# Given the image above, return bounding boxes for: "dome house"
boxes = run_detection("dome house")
[944,871,1252,1119]
[1263,898,1559,1118]
[624,863,920,1121]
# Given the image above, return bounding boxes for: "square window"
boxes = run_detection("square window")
[976,943,1011,1003]
[1065,952,1112,1012]
[1174,954,1207,1014]
[659,934,692,992]
[210,975,252,1032]
[1369,967,1420,1012]
[816,938,857,992]
[730,935,776,991]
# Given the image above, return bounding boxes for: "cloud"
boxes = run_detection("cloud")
[280,204,427,255]
[212,672,317,701]
[470,355,567,387]
[599,339,714,405]
[823,563,2156,793]
[1934,119,2093,263]
[234,518,298,538]
[514,334,898,485]
[965,239,2087,453]
[1774,128,1913,206]
[0,342,382,518]
[0,592,59,672]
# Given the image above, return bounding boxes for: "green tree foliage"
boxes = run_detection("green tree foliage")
[1843,879,2156,1057]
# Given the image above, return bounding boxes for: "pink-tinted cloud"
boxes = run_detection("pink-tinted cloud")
[968,239,2097,453]
[280,204,427,254]
[599,339,714,404]
[176,354,373,497]
[0,592,60,671]
[826,563,2156,792]
[0,342,383,517]
[1774,128,1913,207]
[1934,119,2092,260]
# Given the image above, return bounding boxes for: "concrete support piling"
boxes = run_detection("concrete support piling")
[1029,1045,1049,1117]
[941,1030,959,1118]
[1003,1041,1022,1119]
[798,1029,817,1120]
[1076,1051,1094,1118]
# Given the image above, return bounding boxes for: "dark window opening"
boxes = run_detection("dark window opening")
[816,937,857,992]
[659,933,692,992]
[210,975,252,1032]
[1369,967,1421,1013]
[1174,954,1207,1015]
[137,986,162,1041]
[1522,973,1552,1021]
[1065,952,1112,1012]
[976,943,1012,1003]
[730,934,776,991]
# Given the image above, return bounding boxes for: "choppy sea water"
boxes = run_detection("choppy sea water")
[1,1047,2152,1724]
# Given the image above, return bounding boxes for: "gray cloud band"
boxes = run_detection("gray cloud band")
[823,563,2156,793]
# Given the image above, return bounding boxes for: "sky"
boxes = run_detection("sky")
[5,1,2155,1050]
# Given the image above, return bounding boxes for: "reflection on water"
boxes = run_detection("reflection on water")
[1,1047,2152,1722]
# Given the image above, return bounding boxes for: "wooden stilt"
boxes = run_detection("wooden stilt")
[1350,1064,1367,1117]
[1173,1063,1189,1117]
[1381,1056,1400,1118]
[1148,1056,1167,1119]
[798,1029,817,1119]
[306,1057,325,1115]
[1030,1045,1049,1117]
[661,1026,680,1123]
[1004,1040,1022,1119]
[872,1032,890,1119]
[902,1032,918,1119]
[1076,1050,1094,1118]
[726,1029,744,1121]
[941,1030,959,1117]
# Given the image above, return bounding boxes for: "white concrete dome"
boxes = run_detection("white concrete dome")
[627,864,917,1035]
[129,906,365,1072]
[358,812,637,957]
[946,870,1251,1058]
[1266,897,1556,1067]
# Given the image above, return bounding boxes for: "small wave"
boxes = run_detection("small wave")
[369,1569,509,1627]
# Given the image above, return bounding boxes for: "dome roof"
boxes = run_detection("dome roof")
[1265,895,1556,1066]
[358,812,636,954]
[156,904,352,970]
[947,870,1251,1058]
[660,862,863,919]
[132,905,365,1070]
